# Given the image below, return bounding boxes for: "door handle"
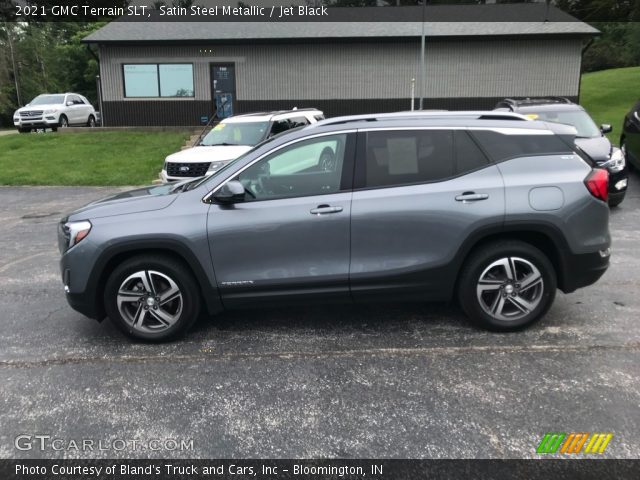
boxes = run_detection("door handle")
[455,192,489,203]
[310,205,343,215]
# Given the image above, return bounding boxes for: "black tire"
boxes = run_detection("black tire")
[87,115,96,127]
[18,128,30,134]
[104,255,201,342]
[457,241,556,331]
[58,115,68,128]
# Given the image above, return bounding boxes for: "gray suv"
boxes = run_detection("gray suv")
[59,111,611,341]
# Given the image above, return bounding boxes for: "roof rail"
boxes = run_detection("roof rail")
[309,110,530,128]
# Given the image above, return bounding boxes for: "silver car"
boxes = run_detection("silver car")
[13,93,97,132]
[59,111,611,341]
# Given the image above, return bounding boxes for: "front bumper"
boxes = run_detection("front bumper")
[608,168,628,194]
[14,117,60,129]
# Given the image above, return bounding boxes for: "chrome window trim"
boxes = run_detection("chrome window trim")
[202,130,356,203]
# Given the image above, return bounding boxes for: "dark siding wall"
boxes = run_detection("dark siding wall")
[101,96,579,126]
[102,101,212,126]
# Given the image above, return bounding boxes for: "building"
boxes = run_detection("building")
[82,4,598,127]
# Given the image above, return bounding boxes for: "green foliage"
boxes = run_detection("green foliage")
[580,66,640,143]
[0,130,190,186]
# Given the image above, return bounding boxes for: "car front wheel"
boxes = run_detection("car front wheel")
[87,115,96,127]
[458,241,556,331]
[104,255,201,341]
[58,115,69,128]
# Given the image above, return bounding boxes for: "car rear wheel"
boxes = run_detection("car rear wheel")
[458,241,556,331]
[87,115,96,127]
[104,255,201,341]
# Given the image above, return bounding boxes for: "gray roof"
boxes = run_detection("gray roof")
[83,5,598,43]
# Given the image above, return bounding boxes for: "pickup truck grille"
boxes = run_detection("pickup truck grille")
[166,162,210,177]
[20,110,44,118]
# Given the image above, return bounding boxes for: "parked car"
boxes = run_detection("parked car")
[59,110,611,341]
[13,93,97,133]
[161,108,325,183]
[621,100,640,170]
[495,97,627,207]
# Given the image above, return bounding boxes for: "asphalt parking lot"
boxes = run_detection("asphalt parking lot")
[0,178,639,460]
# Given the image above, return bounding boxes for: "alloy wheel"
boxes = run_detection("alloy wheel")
[476,256,544,321]
[116,270,183,334]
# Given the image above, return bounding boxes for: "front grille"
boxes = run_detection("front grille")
[20,110,44,117]
[166,162,211,177]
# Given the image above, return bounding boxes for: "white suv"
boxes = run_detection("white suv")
[160,109,324,183]
[13,93,97,133]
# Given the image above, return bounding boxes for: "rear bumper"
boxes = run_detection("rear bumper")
[561,249,610,293]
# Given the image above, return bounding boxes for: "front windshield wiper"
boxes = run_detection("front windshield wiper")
[200,142,245,147]
[169,177,204,193]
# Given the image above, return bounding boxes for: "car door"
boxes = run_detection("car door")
[65,95,82,124]
[207,132,356,307]
[78,95,93,123]
[349,128,505,301]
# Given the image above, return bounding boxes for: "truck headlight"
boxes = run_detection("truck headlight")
[604,147,625,173]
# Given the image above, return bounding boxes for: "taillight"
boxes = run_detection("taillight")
[584,168,609,202]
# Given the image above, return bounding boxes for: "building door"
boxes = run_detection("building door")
[211,64,236,119]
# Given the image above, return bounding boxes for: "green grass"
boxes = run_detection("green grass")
[580,66,640,144]
[0,130,190,186]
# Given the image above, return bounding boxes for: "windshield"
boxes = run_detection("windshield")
[30,95,65,106]
[525,109,601,138]
[200,121,269,146]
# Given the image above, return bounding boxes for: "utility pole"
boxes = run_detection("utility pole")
[418,1,426,110]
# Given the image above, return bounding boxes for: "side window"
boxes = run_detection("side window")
[238,134,347,201]
[455,131,489,175]
[470,130,572,162]
[363,130,454,188]
[289,117,309,128]
[269,120,291,137]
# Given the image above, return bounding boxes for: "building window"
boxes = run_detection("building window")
[123,64,194,98]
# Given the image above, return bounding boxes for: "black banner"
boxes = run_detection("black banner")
[1,459,639,480]
[2,2,585,23]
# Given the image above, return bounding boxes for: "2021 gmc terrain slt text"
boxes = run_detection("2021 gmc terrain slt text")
[59,111,611,341]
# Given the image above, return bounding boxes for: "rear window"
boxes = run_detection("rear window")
[470,130,573,163]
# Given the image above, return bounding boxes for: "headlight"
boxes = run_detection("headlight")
[207,161,225,172]
[61,220,92,251]
[605,147,625,173]
[44,109,58,114]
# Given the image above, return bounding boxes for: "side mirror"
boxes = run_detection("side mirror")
[66,101,74,106]
[600,124,612,134]
[212,180,245,204]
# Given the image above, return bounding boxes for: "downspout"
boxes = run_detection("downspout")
[86,44,105,126]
